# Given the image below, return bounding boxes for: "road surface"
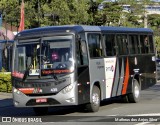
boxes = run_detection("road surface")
[0,82,160,125]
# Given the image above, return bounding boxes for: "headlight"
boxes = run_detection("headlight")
[13,88,21,95]
[61,84,73,94]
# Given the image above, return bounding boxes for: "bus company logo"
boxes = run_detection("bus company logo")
[106,65,115,72]
[33,88,43,93]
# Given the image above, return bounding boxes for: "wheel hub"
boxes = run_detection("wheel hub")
[134,85,140,98]
[92,93,99,105]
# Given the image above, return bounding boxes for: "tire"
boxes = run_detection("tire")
[85,85,100,112]
[128,79,141,103]
[33,107,48,116]
[121,95,129,103]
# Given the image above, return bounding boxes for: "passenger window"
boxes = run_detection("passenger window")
[129,35,139,54]
[87,33,102,58]
[140,35,150,53]
[76,33,88,66]
[81,41,88,65]
[149,35,154,53]
[116,35,128,55]
[104,34,116,56]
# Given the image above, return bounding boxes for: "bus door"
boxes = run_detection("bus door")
[104,34,117,98]
[87,33,108,99]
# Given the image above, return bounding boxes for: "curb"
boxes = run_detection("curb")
[0,92,12,99]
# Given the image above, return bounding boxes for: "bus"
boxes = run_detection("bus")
[12,25,156,115]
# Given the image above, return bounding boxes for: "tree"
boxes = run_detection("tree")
[0,0,90,28]
[117,0,155,28]
[94,1,123,26]
[0,0,19,28]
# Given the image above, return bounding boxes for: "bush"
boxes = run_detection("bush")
[155,36,160,57]
[0,71,12,93]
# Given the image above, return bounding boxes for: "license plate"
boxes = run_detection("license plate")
[36,98,47,103]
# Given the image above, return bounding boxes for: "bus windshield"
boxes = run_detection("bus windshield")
[14,35,74,77]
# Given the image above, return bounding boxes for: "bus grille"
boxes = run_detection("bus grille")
[31,83,51,88]
[16,82,52,88]
[26,93,57,96]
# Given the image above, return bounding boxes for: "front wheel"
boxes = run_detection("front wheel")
[128,79,141,103]
[85,86,100,112]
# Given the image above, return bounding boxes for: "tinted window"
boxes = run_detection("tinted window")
[149,35,154,53]
[128,35,139,54]
[140,35,150,53]
[76,33,88,66]
[87,33,102,58]
[116,34,128,55]
[104,34,116,56]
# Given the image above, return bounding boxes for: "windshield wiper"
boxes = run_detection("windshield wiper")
[22,64,32,81]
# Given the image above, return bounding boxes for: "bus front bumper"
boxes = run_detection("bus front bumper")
[12,86,78,107]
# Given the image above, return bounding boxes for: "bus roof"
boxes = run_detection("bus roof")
[16,25,153,39]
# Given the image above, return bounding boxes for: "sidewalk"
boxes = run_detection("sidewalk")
[0,92,13,107]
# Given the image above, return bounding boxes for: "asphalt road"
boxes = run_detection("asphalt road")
[1,82,160,125]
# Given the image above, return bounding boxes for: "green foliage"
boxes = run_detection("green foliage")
[148,14,160,27]
[0,0,160,48]
[0,0,159,29]
[1,67,6,72]
[154,36,160,57]
[0,0,19,27]
[94,2,123,26]
[0,71,11,93]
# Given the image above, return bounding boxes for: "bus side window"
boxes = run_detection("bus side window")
[116,35,128,55]
[81,41,88,65]
[76,34,88,66]
[104,34,116,56]
[87,33,102,58]
[140,35,150,53]
[149,35,154,53]
[76,41,81,66]
[129,35,139,54]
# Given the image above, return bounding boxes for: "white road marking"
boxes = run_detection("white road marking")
[126,113,160,116]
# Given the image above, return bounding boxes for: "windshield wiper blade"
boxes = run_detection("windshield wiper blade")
[22,70,29,81]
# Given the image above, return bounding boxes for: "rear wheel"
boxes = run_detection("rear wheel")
[85,85,100,112]
[33,107,48,116]
[128,79,141,103]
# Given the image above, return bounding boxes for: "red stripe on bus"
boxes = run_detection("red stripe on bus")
[122,58,129,95]
[18,88,34,94]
